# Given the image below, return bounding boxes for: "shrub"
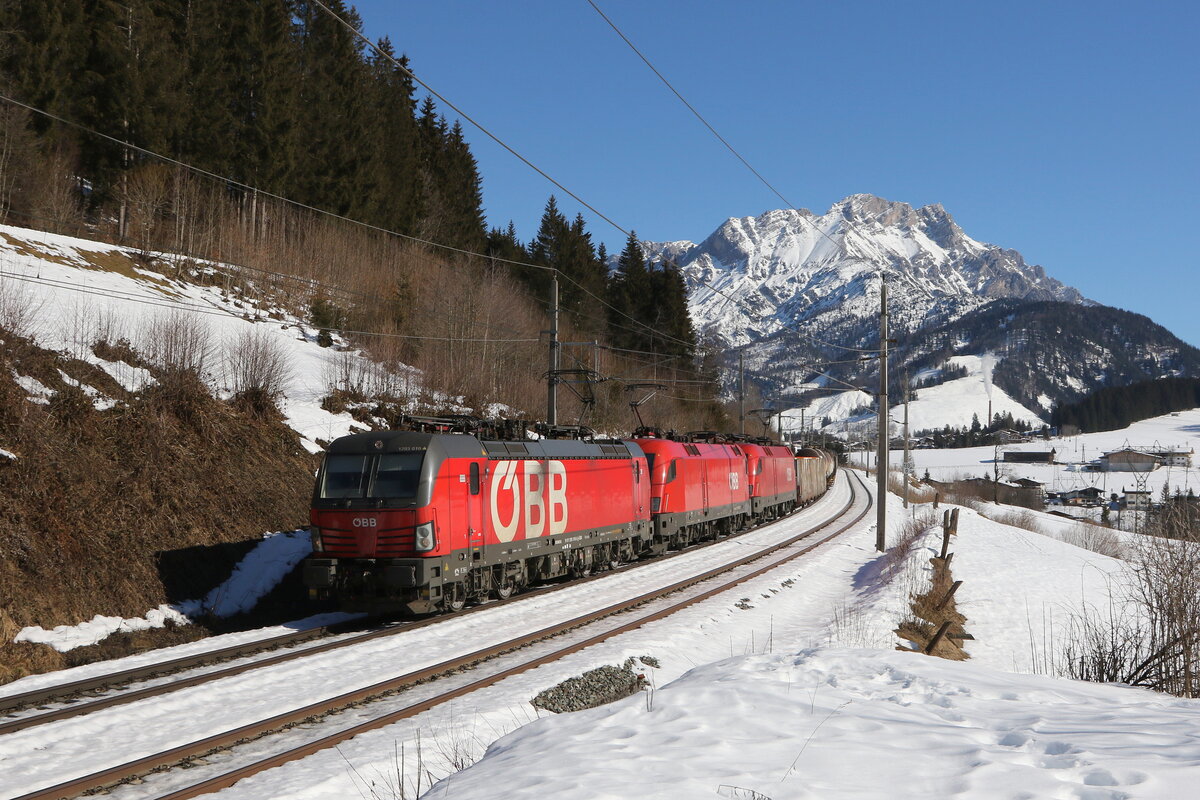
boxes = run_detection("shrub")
[143,309,214,377]
[225,326,292,416]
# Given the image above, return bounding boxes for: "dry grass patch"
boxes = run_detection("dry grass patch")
[0,333,317,685]
[886,470,936,504]
[896,553,969,661]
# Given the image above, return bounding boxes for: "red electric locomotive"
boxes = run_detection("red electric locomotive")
[305,417,838,614]
[633,433,754,547]
[743,442,799,519]
[305,428,651,614]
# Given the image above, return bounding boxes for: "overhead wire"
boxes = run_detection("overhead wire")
[0,268,539,344]
[0,85,713,356]
[584,0,887,356]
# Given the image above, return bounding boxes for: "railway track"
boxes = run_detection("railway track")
[9,471,868,800]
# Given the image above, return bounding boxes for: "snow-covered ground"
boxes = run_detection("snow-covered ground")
[0,223,420,645]
[5,223,1200,797]
[0,224,393,452]
[12,530,317,652]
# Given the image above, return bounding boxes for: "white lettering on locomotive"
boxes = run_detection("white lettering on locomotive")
[352,517,378,528]
[489,459,569,542]
[524,461,545,537]
[729,472,739,490]
[548,460,568,535]
[490,460,521,542]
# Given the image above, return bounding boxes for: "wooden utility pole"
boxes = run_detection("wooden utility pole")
[903,374,910,509]
[876,275,888,552]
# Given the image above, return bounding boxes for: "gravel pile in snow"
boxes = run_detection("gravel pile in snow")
[531,659,652,713]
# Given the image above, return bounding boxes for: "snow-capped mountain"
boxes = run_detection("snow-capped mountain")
[646,194,1083,349]
[646,194,1200,430]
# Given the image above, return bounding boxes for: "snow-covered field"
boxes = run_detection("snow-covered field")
[4,475,1198,799]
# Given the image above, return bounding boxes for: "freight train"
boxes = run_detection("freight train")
[304,418,836,614]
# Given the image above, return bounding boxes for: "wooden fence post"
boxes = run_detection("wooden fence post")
[934,580,963,611]
[924,621,952,655]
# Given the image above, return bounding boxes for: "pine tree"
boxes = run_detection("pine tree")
[607,231,653,351]
[361,40,421,233]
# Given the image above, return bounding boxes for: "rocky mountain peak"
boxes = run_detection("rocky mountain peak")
[646,194,1083,349]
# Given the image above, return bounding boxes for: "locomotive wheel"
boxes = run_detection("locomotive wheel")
[496,581,515,599]
[446,584,467,612]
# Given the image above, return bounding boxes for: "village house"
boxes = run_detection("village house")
[1148,446,1193,467]
[1009,477,1046,502]
[1122,489,1153,510]
[993,429,1031,444]
[1060,486,1105,507]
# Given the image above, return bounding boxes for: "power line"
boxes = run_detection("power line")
[585,1,883,356]
[0,91,706,355]
[0,269,540,344]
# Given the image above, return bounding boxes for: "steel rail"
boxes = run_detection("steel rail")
[14,471,867,800]
[0,627,335,716]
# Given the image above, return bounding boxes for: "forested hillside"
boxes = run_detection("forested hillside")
[1051,378,1200,434]
[0,0,708,429]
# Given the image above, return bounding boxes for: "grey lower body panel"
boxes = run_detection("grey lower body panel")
[305,518,652,614]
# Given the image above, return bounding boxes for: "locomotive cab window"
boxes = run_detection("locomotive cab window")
[320,454,371,499]
[373,452,425,498]
[665,459,677,483]
[318,451,425,500]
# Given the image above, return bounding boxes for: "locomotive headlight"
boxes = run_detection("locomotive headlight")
[309,526,324,552]
[414,522,436,552]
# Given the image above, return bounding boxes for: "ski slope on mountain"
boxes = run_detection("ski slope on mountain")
[786,354,1045,438]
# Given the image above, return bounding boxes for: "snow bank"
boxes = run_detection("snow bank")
[176,529,312,619]
[13,606,192,653]
[432,647,1200,799]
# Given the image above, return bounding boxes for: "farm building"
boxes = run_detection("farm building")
[1099,448,1160,472]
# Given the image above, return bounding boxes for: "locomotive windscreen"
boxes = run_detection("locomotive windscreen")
[319,452,425,499]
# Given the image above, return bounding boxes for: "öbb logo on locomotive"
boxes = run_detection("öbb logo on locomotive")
[351,517,378,528]
[489,459,569,542]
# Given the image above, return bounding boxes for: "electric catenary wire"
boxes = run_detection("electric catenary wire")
[0,90,699,353]
[585,0,885,356]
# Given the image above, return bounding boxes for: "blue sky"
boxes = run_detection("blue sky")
[353,1,1199,346]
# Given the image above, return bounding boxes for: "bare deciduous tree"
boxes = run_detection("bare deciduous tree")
[143,309,214,377]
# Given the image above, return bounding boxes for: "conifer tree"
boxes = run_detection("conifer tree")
[362,40,421,233]
[607,231,653,351]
